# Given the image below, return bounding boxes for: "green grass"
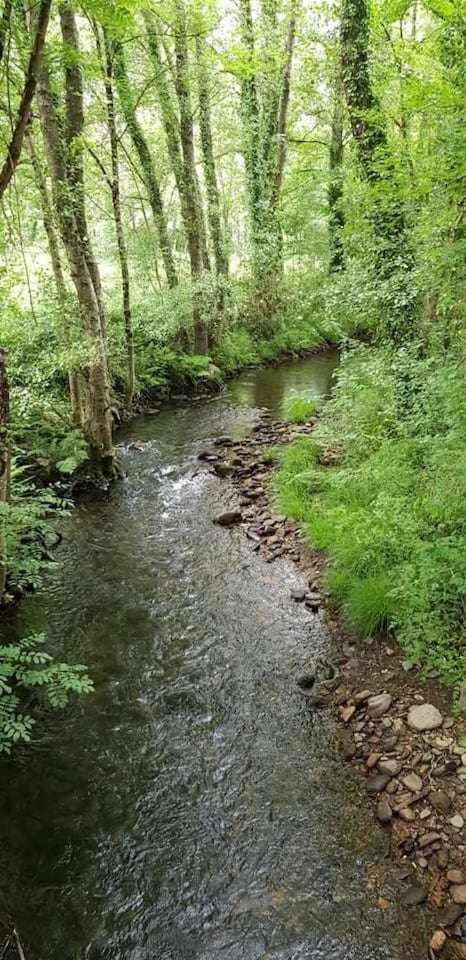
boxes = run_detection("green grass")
[281,394,318,423]
[274,343,466,693]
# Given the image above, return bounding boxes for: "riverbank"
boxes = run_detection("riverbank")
[205,410,466,959]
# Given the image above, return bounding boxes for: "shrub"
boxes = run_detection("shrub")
[0,633,93,753]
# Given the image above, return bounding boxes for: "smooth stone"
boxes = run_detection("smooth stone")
[341,705,356,724]
[407,703,443,732]
[448,870,465,885]
[366,752,381,769]
[451,885,466,905]
[367,693,392,717]
[430,930,446,953]
[402,772,423,793]
[378,758,401,777]
[450,814,465,830]
[399,807,416,822]
[376,799,393,824]
[291,588,306,602]
[430,790,452,814]
[418,831,441,848]
[366,773,391,794]
[354,690,371,703]
[404,884,427,906]
[214,510,242,526]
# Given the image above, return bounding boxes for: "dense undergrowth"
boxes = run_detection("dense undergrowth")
[1,270,355,587]
[275,342,466,693]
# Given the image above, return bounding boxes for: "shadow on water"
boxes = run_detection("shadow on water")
[0,351,427,959]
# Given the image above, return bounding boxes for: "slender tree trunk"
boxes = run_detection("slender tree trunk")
[37,41,113,468]
[0,0,52,199]
[113,41,178,290]
[239,0,263,262]
[196,34,228,280]
[340,0,414,340]
[328,68,345,273]
[26,133,83,424]
[239,0,297,315]
[144,13,211,274]
[100,30,135,404]
[269,5,297,218]
[0,0,12,68]
[0,349,9,601]
[59,4,107,338]
[173,0,207,353]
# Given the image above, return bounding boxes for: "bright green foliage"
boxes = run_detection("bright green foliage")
[4,461,68,590]
[275,344,466,689]
[281,394,318,423]
[0,632,93,753]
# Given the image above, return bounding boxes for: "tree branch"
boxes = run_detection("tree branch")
[0,0,52,199]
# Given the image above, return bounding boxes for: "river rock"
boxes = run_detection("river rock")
[378,758,401,777]
[354,690,371,703]
[214,510,242,526]
[341,705,356,724]
[367,752,382,769]
[418,831,441,849]
[367,693,392,717]
[450,814,465,830]
[430,790,452,814]
[448,870,465,885]
[213,462,234,478]
[430,930,447,954]
[402,772,423,793]
[451,885,466,905]
[438,903,464,927]
[404,884,427,906]
[376,799,393,824]
[291,587,306,602]
[366,773,391,794]
[399,807,416,822]
[407,703,443,732]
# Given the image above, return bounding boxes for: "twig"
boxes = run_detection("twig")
[13,929,26,960]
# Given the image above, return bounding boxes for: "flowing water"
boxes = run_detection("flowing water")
[0,352,427,960]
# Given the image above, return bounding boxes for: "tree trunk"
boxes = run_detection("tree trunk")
[196,34,228,280]
[0,0,12,68]
[173,0,207,353]
[101,30,135,404]
[328,68,345,273]
[36,31,113,468]
[113,41,178,290]
[144,13,211,274]
[340,0,414,340]
[26,132,83,425]
[238,0,297,315]
[0,0,52,199]
[0,349,9,601]
[239,0,263,263]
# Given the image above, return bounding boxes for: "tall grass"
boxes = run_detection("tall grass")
[274,343,466,691]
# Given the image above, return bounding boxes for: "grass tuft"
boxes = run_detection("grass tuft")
[281,394,318,423]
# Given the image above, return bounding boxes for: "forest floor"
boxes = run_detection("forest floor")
[204,410,466,960]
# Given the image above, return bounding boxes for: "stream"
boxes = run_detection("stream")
[0,351,427,960]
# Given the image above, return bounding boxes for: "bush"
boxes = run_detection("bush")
[0,633,93,753]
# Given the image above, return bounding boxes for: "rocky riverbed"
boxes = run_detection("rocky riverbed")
[202,410,466,960]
